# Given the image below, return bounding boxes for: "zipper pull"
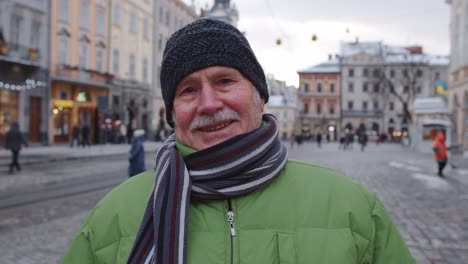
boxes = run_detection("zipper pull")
[227,211,236,236]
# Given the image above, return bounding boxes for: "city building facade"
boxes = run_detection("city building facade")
[340,41,448,141]
[108,0,154,139]
[0,0,50,144]
[264,75,298,141]
[49,0,112,144]
[297,57,341,141]
[447,0,468,151]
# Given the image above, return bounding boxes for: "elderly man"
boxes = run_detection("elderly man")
[62,19,414,264]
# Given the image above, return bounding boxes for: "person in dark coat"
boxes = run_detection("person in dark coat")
[4,122,28,174]
[316,132,322,148]
[80,124,91,147]
[70,124,81,147]
[359,132,368,152]
[128,129,145,177]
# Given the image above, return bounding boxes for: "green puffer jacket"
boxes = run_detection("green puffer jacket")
[62,159,414,264]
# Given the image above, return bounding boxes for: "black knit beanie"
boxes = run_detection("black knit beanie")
[160,18,269,127]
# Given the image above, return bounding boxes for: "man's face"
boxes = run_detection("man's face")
[173,66,264,150]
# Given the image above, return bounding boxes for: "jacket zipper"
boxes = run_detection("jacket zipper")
[227,199,236,264]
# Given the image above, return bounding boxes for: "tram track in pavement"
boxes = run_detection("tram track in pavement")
[0,152,156,233]
[0,172,126,211]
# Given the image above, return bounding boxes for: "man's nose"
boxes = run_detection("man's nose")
[197,84,223,114]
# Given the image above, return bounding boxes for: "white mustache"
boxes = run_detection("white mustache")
[190,110,240,130]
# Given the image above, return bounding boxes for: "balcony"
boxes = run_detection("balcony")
[0,42,41,66]
[342,109,383,118]
[299,112,340,120]
[52,64,113,88]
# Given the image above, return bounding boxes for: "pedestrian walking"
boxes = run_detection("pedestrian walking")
[128,129,145,177]
[433,131,448,178]
[316,132,322,148]
[63,19,414,264]
[69,124,80,147]
[289,133,296,149]
[359,132,368,152]
[119,122,127,144]
[80,123,91,147]
[4,122,28,174]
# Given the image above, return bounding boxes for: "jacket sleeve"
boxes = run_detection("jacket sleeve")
[370,196,416,264]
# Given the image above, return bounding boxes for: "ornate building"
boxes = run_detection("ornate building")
[203,0,239,27]
[0,0,49,144]
[297,57,341,141]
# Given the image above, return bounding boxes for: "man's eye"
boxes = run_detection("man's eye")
[181,87,195,94]
[219,78,232,84]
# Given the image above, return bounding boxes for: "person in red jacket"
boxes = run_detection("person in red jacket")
[433,131,448,177]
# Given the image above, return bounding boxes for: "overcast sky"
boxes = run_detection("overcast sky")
[188,0,450,87]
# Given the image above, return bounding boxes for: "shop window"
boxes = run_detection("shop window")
[60,90,68,100]
[0,90,19,141]
[113,95,120,106]
[76,90,91,102]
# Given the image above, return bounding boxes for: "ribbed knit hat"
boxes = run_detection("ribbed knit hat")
[160,18,269,127]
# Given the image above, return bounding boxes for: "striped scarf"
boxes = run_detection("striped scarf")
[128,114,288,264]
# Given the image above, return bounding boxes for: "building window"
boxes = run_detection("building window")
[143,18,148,37]
[304,83,309,92]
[390,69,395,78]
[348,68,354,77]
[416,69,423,77]
[373,101,379,110]
[166,10,170,26]
[284,112,288,118]
[112,48,119,74]
[97,7,105,35]
[80,0,89,29]
[59,0,69,22]
[434,72,440,80]
[348,82,354,92]
[30,19,41,48]
[389,102,394,111]
[317,83,322,93]
[130,13,137,33]
[96,47,104,72]
[417,86,421,93]
[363,82,368,92]
[363,68,368,77]
[329,106,335,114]
[304,103,309,113]
[58,37,69,64]
[10,14,22,46]
[79,43,88,68]
[129,53,136,79]
[112,95,120,106]
[60,90,68,100]
[348,101,353,110]
[142,58,148,82]
[373,69,380,78]
[113,3,120,25]
[362,101,368,110]
[403,86,409,93]
[158,34,163,51]
[373,83,380,93]
[317,103,321,114]
[330,83,335,93]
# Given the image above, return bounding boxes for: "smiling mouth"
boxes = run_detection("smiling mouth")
[198,121,234,132]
